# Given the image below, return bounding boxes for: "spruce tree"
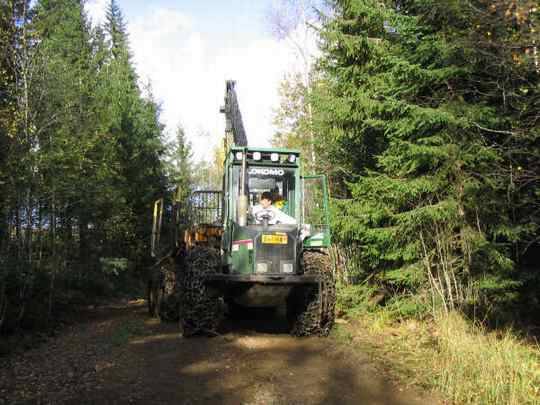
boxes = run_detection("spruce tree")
[312,0,538,315]
[100,1,166,263]
[31,0,99,263]
[105,0,128,60]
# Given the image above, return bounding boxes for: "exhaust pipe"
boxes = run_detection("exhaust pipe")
[237,149,248,226]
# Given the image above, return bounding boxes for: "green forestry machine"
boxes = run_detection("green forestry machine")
[149,80,335,337]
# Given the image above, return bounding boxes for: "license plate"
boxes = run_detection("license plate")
[262,234,288,244]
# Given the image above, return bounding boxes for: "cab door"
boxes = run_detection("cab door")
[301,175,331,248]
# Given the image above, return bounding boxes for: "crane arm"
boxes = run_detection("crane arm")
[220,80,248,147]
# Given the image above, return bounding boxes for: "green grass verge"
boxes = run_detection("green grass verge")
[434,313,540,404]
[335,285,540,404]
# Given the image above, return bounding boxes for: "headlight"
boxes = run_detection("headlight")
[281,262,294,273]
[235,151,243,160]
[256,262,268,273]
[253,151,261,160]
[288,154,296,163]
[270,153,279,162]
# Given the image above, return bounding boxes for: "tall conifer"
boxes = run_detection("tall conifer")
[312,0,538,314]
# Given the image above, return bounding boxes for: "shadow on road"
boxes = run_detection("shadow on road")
[219,305,290,335]
[77,305,433,405]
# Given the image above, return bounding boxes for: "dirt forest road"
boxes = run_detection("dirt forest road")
[0,301,438,405]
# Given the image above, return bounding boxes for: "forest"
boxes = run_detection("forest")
[0,0,539,403]
[0,0,229,334]
[1,0,538,337]
[0,0,174,332]
[274,0,539,326]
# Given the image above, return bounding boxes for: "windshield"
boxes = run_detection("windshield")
[233,165,296,224]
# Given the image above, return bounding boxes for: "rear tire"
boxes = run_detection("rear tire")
[147,271,158,317]
[157,266,179,321]
[147,264,164,317]
[288,251,336,336]
[179,246,222,336]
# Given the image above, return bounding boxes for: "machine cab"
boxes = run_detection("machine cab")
[222,147,330,275]
[224,148,300,224]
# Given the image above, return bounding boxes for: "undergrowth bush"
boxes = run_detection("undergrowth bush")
[336,283,431,320]
[336,283,377,316]
[382,295,431,320]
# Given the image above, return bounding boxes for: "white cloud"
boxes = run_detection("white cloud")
[85,2,299,161]
[85,0,108,25]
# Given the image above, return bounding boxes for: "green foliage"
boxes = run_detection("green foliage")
[383,294,431,320]
[0,0,170,334]
[302,0,540,320]
[337,281,431,320]
[272,72,315,171]
[100,257,129,276]
[336,283,378,316]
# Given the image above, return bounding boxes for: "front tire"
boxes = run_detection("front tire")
[288,251,336,336]
[179,246,222,336]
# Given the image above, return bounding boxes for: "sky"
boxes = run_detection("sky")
[85,0,305,160]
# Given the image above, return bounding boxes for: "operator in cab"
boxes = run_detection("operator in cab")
[251,191,296,225]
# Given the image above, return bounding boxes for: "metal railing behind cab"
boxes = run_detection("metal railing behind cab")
[188,191,223,226]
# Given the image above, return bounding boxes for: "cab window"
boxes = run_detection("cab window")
[232,166,296,220]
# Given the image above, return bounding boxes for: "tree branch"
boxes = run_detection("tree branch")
[472,122,516,135]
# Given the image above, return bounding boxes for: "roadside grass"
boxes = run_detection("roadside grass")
[334,285,540,405]
[434,313,540,404]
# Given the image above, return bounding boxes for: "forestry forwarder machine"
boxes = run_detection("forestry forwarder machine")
[148,80,335,337]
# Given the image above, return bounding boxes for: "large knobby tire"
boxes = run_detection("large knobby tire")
[288,251,336,337]
[148,261,180,321]
[179,246,222,337]
[157,267,179,321]
[147,268,159,317]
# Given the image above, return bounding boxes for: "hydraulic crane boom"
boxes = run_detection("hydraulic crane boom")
[220,80,247,147]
